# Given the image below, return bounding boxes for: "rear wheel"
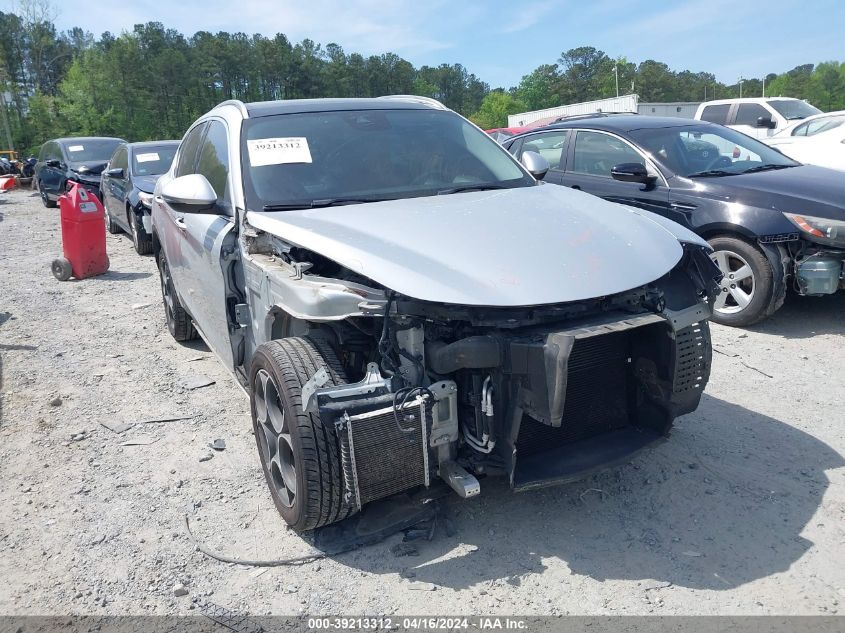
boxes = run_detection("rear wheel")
[105,208,121,234]
[129,208,153,255]
[250,336,355,532]
[39,181,57,208]
[157,252,196,341]
[708,235,774,327]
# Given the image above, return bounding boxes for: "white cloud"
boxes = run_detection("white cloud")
[499,0,560,33]
[54,0,459,58]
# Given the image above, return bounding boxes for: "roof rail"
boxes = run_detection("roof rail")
[378,95,447,110]
[213,99,249,118]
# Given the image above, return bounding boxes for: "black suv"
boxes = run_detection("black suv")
[504,116,845,326]
[34,137,125,207]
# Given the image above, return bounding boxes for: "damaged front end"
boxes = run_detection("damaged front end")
[284,242,721,508]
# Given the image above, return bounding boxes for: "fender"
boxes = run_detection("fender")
[670,190,800,241]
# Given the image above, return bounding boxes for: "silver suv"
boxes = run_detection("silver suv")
[152,96,721,532]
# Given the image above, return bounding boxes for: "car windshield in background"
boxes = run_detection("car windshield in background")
[62,139,122,163]
[132,145,178,176]
[629,124,798,178]
[801,115,845,136]
[241,109,533,209]
[769,100,822,120]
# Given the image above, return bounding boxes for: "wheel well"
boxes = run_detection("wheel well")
[697,224,758,242]
[151,229,161,258]
[701,231,760,249]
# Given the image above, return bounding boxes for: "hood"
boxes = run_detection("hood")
[134,174,160,193]
[691,165,845,220]
[70,161,107,178]
[246,185,684,307]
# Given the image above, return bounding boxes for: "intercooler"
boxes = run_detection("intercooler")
[337,399,431,509]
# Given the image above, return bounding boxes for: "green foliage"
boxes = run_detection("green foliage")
[514,65,560,111]
[0,13,488,151]
[2,10,845,154]
[469,91,526,129]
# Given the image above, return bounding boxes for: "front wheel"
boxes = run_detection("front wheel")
[708,235,775,327]
[250,336,355,532]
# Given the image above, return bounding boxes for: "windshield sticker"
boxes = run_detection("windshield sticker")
[68,145,85,152]
[136,152,160,163]
[247,137,312,166]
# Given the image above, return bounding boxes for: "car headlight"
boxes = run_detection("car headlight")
[783,212,845,248]
[138,191,154,208]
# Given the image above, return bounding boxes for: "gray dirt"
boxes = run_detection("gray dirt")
[1,187,844,615]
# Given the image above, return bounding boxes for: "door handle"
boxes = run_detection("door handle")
[571,185,581,190]
[670,202,697,211]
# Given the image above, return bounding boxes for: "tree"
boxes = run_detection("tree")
[514,64,559,111]
[635,60,673,101]
[557,46,611,102]
[469,91,526,129]
[815,62,842,110]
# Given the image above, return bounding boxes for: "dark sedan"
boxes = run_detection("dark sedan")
[101,141,179,255]
[35,137,125,207]
[504,116,845,326]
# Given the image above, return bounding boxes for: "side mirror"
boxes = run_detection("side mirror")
[611,162,656,185]
[105,167,124,179]
[161,174,218,212]
[520,150,550,180]
[46,159,62,168]
[756,116,777,129]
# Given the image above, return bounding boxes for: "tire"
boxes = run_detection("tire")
[708,235,775,327]
[250,336,355,532]
[51,257,72,281]
[129,208,153,255]
[39,182,57,208]
[157,252,196,341]
[105,208,121,234]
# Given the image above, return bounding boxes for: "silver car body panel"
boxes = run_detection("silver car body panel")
[246,184,685,307]
[242,251,386,328]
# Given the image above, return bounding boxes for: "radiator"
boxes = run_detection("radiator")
[339,398,430,509]
[517,330,632,456]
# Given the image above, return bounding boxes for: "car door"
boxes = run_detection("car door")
[158,122,207,289]
[159,119,237,368]
[40,142,65,198]
[103,145,129,225]
[512,130,570,184]
[559,129,670,216]
[732,103,774,139]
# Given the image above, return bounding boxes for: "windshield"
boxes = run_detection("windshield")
[132,144,178,176]
[796,115,845,137]
[241,109,533,209]
[628,124,798,178]
[768,100,821,120]
[62,139,122,163]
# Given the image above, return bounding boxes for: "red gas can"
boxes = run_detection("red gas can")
[51,182,110,281]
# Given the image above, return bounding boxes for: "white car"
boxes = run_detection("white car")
[694,98,821,139]
[764,110,845,171]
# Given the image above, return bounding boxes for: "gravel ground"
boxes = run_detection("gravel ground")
[1,186,844,616]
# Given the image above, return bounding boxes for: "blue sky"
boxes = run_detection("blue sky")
[45,0,845,89]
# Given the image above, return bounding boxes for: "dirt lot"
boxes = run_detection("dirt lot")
[1,186,844,616]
